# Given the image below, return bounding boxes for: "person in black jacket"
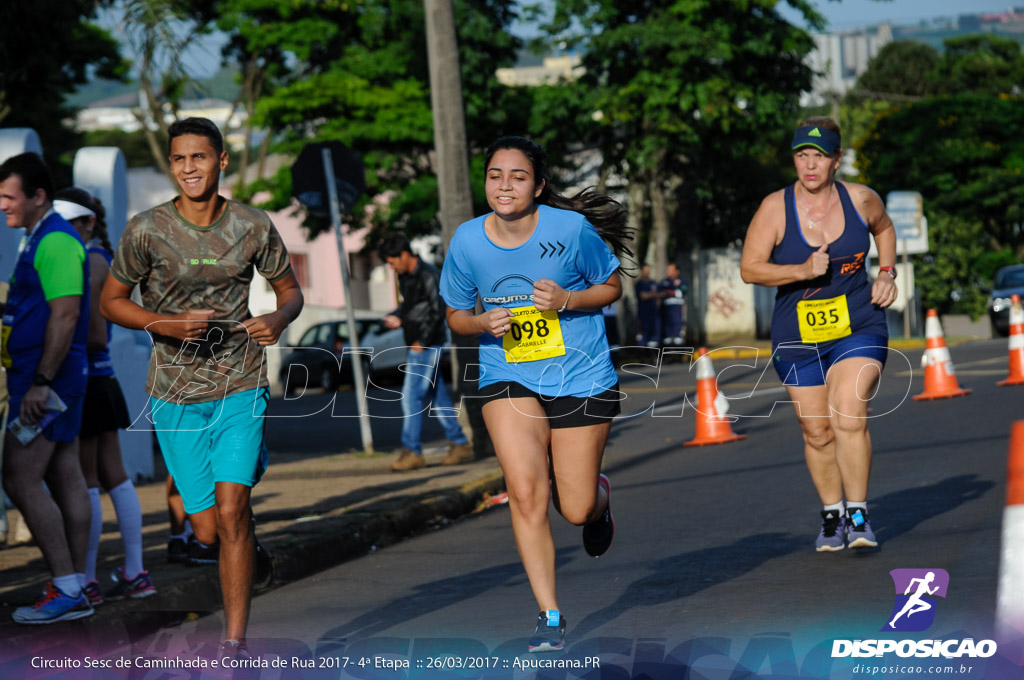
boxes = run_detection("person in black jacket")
[379,233,472,471]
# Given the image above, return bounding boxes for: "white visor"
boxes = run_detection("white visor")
[53,199,96,222]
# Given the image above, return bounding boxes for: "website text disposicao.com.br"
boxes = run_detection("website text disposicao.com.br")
[850,662,977,676]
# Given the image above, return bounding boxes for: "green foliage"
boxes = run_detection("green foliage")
[539,0,823,248]
[912,213,989,318]
[0,1,127,185]
[852,41,939,98]
[219,0,521,239]
[933,35,1024,97]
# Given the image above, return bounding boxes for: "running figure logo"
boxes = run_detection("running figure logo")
[883,569,949,632]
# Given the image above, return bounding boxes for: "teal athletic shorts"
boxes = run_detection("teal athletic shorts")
[150,387,269,514]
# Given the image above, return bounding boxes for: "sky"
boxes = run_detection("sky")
[776,0,1022,30]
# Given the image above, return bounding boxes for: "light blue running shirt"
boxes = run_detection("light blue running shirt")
[440,204,620,397]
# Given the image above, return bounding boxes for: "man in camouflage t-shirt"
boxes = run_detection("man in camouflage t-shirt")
[100,118,303,654]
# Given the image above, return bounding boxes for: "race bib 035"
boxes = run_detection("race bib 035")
[797,295,852,343]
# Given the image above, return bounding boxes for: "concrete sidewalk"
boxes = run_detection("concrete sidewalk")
[0,440,506,638]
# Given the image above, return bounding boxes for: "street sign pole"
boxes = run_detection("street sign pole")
[322,147,374,453]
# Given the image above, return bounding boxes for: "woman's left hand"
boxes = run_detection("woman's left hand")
[532,279,569,312]
[871,272,899,308]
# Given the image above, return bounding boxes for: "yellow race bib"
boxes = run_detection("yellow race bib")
[1,324,11,370]
[502,306,566,363]
[797,295,852,343]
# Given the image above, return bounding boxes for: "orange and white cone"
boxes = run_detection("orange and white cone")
[913,309,972,401]
[685,347,746,447]
[997,422,1024,644]
[998,294,1024,387]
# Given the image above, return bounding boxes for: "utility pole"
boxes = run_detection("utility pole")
[423,0,491,458]
[423,0,473,247]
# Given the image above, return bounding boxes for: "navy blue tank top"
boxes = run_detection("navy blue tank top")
[770,182,887,346]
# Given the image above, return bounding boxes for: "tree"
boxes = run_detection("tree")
[232,0,522,240]
[932,34,1024,97]
[852,41,939,99]
[118,0,219,188]
[537,0,824,277]
[0,1,127,182]
[858,94,1024,317]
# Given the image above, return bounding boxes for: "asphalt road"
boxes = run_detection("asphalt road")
[12,339,1024,679]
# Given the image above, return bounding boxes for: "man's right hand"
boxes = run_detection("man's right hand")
[383,315,402,330]
[159,309,216,341]
[19,384,51,426]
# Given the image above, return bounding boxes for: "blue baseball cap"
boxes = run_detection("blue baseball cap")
[791,125,841,155]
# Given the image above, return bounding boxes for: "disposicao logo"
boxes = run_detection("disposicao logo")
[831,568,997,659]
[883,568,949,632]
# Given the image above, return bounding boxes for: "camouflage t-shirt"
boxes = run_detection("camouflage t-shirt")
[111,198,291,404]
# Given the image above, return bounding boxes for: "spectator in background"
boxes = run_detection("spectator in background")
[0,153,93,624]
[659,263,687,346]
[634,264,660,347]
[379,233,472,472]
[54,187,155,606]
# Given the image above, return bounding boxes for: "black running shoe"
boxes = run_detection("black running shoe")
[251,514,274,590]
[187,536,220,565]
[528,610,566,653]
[582,474,614,557]
[167,536,189,564]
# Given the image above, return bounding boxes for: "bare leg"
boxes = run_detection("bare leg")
[826,357,882,502]
[785,385,841,505]
[549,423,610,525]
[482,398,556,612]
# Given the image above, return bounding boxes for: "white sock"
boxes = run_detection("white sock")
[823,501,845,515]
[109,480,144,578]
[54,574,81,598]
[847,501,868,515]
[86,487,103,583]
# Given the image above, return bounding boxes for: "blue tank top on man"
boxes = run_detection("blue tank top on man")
[86,242,115,377]
[440,204,620,398]
[770,182,887,346]
[4,212,90,400]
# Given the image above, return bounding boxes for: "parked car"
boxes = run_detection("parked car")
[279,312,450,392]
[988,264,1024,337]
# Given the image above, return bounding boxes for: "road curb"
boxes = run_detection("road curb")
[73,470,509,636]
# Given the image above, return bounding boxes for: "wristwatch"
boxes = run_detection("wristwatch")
[879,266,897,280]
[33,373,53,387]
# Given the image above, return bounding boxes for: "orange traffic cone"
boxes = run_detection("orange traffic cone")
[998,294,1024,387]
[685,347,746,447]
[996,422,1024,643]
[913,309,972,401]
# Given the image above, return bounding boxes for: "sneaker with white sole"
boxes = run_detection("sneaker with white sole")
[12,583,94,624]
[528,609,566,653]
[846,506,878,549]
[106,567,157,600]
[815,509,846,552]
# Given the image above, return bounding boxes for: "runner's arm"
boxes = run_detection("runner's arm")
[533,274,621,313]
[241,271,303,346]
[741,192,825,286]
[99,274,213,342]
[87,253,109,351]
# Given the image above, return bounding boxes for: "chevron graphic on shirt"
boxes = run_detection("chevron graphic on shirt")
[539,241,566,259]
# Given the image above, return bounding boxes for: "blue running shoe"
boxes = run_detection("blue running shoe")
[12,583,94,624]
[815,509,846,552]
[107,567,157,600]
[846,506,878,549]
[582,474,614,557]
[528,610,566,653]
